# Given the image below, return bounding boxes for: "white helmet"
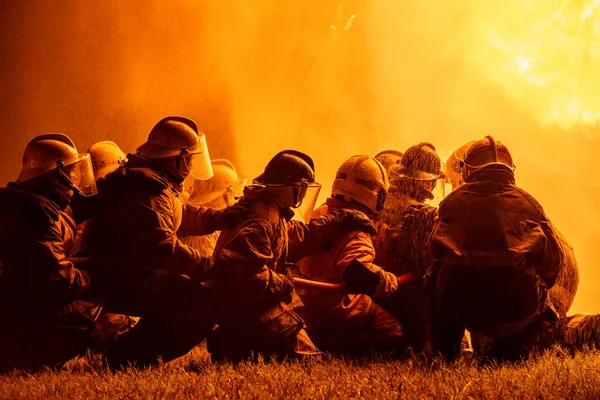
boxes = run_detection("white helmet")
[136,116,213,180]
[87,141,127,179]
[17,134,97,196]
[186,159,247,207]
[332,155,389,214]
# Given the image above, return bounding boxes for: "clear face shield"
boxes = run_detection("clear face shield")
[389,167,445,205]
[292,182,322,223]
[57,153,98,197]
[247,180,322,222]
[181,136,213,180]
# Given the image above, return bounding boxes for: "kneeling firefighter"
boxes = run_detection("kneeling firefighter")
[76,116,249,369]
[0,134,99,373]
[427,136,574,361]
[296,155,406,355]
[207,150,377,362]
[444,141,579,320]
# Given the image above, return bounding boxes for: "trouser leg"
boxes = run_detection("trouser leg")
[105,306,214,370]
[104,274,215,370]
[486,307,558,362]
[427,301,465,362]
[207,306,319,363]
[310,303,405,357]
[0,301,96,374]
[561,313,600,350]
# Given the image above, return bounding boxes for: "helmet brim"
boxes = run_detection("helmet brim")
[391,169,443,181]
[136,142,182,158]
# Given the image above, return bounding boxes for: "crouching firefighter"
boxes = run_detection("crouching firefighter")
[426,136,573,362]
[0,134,100,373]
[206,150,377,362]
[75,116,249,369]
[296,155,406,356]
[444,138,582,355]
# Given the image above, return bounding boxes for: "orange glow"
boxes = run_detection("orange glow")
[199,0,600,313]
[2,1,599,313]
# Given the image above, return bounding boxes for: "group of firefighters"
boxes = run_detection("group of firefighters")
[1,115,599,373]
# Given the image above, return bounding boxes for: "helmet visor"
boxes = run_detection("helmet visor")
[292,182,321,223]
[183,136,213,180]
[248,180,321,220]
[62,154,98,197]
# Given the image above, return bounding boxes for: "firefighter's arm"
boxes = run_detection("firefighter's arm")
[40,223,91,299]
[536,219,571,288]
[337,231,398,298]
[178,200,251,237]
[216,219,293,298]
[136,191,214,280]
[287,209,375,261]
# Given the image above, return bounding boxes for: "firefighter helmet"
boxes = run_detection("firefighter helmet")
[250,150,321,213]
[462,136,515,181]
[391,142,443,181]
[332,155,389,214]
[16,133,97,196]
[136,116,213,180]
[87,141,127,179]
[374,149,403,173]
[186,159,247,207]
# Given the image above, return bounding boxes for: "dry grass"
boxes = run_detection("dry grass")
[2,346,600,399]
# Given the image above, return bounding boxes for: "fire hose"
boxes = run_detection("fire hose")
[66,256,419,292]
[293,271,419,291]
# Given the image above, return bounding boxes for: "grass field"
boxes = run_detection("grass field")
[2,346,600,399]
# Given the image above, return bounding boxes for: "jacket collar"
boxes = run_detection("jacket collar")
[466,164,516,185]
[125,154,184,192]
[326,196,372,216]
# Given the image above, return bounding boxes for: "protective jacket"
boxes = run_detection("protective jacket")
[0,183,96,372]
[212,198,356,315]
[0,184,91,318]
[78,155,220,314]
[374,193,437,277]
[548,232,579,317]
[297,198,402,353]
[429,165,570,334]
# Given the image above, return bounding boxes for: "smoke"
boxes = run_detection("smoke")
[200,0,600,313]
[0,0,234,182]
[1,0,599,312]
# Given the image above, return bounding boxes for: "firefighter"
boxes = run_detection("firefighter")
[206,150,377,362]
[181,159,247,258]
[444,141,579,320]
[78,116,249,369]
[296,155,405,355]
[0,134,99,373]
[373,143,443,352]
[427,136,574,361]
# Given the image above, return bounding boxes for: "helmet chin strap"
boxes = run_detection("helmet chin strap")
[158,155,188,187]
[54,168,83,196]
